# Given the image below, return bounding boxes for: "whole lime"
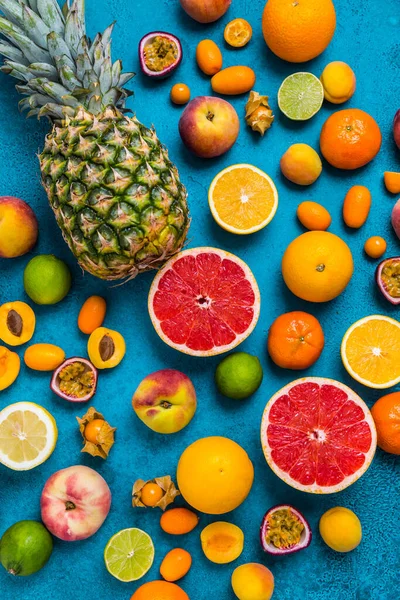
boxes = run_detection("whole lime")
[215,352,263,399]
[0,520,53,576]
[24,254,71,304]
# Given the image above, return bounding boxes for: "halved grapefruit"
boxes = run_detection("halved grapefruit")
[148,247,260,356]
[261,377,377,494]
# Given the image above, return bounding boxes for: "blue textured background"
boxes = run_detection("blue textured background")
[1,0,400,598]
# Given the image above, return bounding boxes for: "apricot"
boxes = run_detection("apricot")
[24,344,66,371]
[0,346,20,390]
[0,196,38,258]
[0,301,35,346]
[196,40,222,76]
[200,522,244,564]
[160,508,199,535]
[280,144,322,186]
[211,66,255,95]
[78,296,106,334]
[343,185,371,228]
[320,62,356,104]
[87,327,126,369]
[160,548,192,582]
[231,563,275,600]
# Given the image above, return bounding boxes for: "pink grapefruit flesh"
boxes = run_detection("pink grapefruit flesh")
[261,377,377,494]
[148,247,260,356]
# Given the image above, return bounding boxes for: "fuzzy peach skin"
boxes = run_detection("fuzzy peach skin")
[0,196,38,258]
[132,369,197,434]
[179,96,239,158]
[231,563,275,600]
[392,198,400,240]
[41,465,111,541]
[180,0,231,23]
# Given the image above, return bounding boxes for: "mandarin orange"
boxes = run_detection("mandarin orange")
[371,392,400,454]
[130,580,189,600]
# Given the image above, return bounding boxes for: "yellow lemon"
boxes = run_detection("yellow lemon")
[319,507,362,552]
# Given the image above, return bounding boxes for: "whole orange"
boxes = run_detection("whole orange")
[262,0,336,63]
[281,231,354,302]
[320,109,382,169]
[371,392,400,454]
[130,580,189,600]
[268,311,325,369]
[177,436,254,514]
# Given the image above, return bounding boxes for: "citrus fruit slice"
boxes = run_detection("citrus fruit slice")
[148,247,260,356]
[278,73,324,121]
[208,165,278,235]
[104,528,154,582]
[0,402,57,471]
[224,19,253,48]
[341,315,400,389]
[261,377,377,494]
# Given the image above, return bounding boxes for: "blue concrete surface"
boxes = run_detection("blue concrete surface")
[1,0,400,598]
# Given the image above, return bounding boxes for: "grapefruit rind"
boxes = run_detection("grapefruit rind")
[341,315,400,389]
[260,377,377,494]
[148,247,261,357]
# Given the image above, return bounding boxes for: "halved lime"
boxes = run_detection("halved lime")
[278,73,324,121]
[104,528,154,582]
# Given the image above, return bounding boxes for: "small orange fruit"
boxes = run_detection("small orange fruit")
[160,508,199,535]
[171,83,191,105]
[224,19,253,48]
[84,419,105,444]
[297,201,331,230]
[262,0,336,63]
[211,66,256,95]
[343,185,371,228]
[371,392,400,454]
[364,236,387,259]
[160,548,192,582]
[130,580,189,600]
[268,311,325,370]
[320,61,356,104]
[320,109,382,170]
[196,40,222,76]
[201,522,244,564]
[78,296,106,334]
[141,482,164,507]
[280,144,322,186]
[282,231,354,303]
[384,171,400,194]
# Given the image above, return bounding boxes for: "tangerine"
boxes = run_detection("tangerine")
[371,392,400,454]
[130,580,189,600]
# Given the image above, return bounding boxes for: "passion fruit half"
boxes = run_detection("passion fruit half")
[139,32,182,78]
[50,357,98,402]
[260,505,312,555]
[376,257,400,305]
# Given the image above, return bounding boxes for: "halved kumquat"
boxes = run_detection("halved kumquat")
[224,19,253,48]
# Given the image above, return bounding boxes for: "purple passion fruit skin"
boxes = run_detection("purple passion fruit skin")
[376,257,400,305]
[139,32,182,78]
[51,357,98,402]
[393,109,400,150]
[260,505,312,555]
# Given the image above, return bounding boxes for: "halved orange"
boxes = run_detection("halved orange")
[208,164,278,235]
[341,315,400,389]
[224,19,253,48]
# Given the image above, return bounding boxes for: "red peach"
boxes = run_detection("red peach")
[180,0,231,23]
[0,196,38,258]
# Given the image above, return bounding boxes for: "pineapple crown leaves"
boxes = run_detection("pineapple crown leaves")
[0,0,135,121]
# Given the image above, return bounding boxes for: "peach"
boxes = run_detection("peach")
[201,522,244,564]
[280,143,322,186]
[40,465,111,541]
[232,563,275,600]
[392,198,400,240]
[180,0,231,23]
[132,369,197,434]
[0,196,38,258]
[179,96,239,158]
[320,62,356,104]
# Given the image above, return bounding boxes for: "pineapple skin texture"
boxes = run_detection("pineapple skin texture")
[39,106,189,281]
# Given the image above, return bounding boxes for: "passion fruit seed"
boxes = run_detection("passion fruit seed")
[99,335,115,362]
[58,362,95,399]
[6,310,23,337]
[381,262,400,299]
[144,36,178,72]
[265,508,304,550]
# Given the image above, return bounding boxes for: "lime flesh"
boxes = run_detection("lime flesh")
[215,352,263,399]
[104,528,154,582]
[278,73,324,121]
[0,520,53,576]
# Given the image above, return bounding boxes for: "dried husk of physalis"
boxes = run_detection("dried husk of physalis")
[245,91,274,136]
[77,406,116,459]
[132,475,180,510]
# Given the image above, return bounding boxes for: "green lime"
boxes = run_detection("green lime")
[278,72,324,121]
[215,352,263,400]
[104,528,154,582]
[24,254,71,304]
[0,520,53,576]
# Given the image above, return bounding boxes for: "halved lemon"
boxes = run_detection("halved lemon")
[104,528,154,582]
[341,315,400,389]
[0,402,58,470]
[208,164,278,235]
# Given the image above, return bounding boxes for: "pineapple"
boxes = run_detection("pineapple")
[0,0,189,280]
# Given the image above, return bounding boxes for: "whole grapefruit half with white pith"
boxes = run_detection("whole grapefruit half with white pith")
[261,377,377,494]
[148,247,260,357]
